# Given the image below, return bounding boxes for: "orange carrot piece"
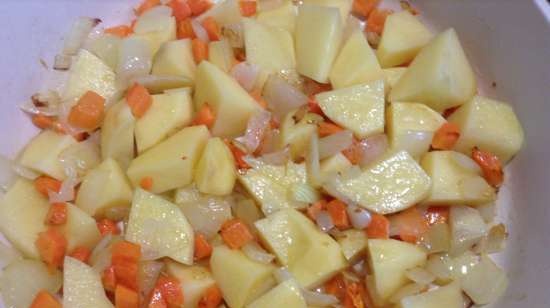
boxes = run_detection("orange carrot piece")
[198,285,223,308]
[431,122,460,150]
[318,121,344,137]
[168,0,192,21]
[68,91,105,130]
[220,218,254,249]
[155,276,184,307]
[343,281,365,308]
[307,97,325,116]
[115,284,139,308]
[342,139,362,165]
[202,17,221,41]
[140,176,154,191]
[136,0,161,16]
[307,200,327,221]
[365,214,389,239]
[326,199,350,230]
[148,287,168,308]
[35,228,67,270]
[34,176,62,198]
[392,207,429,244]
[177,18,196,39]
[45,202,67,225]
[69,246,92,264]
[112,241,141,291]
[472,147,504,187]
[188,0,212,16]
[105,25,133,37]
[102,265,118,293]
[366,8,392,35]
[32,115,56,130]
[225,140,250,169]
[324,274,346,301]
[239,1,257,17]
[194,233,213,260]
[193,103,216,128]
[97,218,121,236]
[425,206,450,226]
[192,38,209,63]
[352,0,380,18]
[30,290,61,308]
[126,83,152,118]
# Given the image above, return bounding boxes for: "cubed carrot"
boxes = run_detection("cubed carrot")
[192,38,209,64]
[306,200,327,221]
[365,214,389,239]
[105,25,133,37]
[324,274,346,300]
[472,147,504,187]
[168,0,192,21]
[198,285,223,308]
[193,104,216,128]
[140,176,154,191]
[224,140,250,169]
[68,91,105,130]
[343,281,366,308]
[326,199,350,229]
[177,18,196,39]
[431,122,460,150]
[136,0,161,16]
[69,246,92,264]
[318,121,344,137]
[45,202,67,225]
[29,290,61,308]
[188,0,212,16]
[220,218,254,249]
[115,284,139,308]
[31,115,56,130]
[307,97,325,116]
[102,265,117,293]
[148,288,167,308]
[112,241,141,291]
[156,275,184,307]
[97,218,121,236]
[201,17,221,41]
[34,176,62,198]
[352,0,380,18]
[194,233,213,260]
[391,207,429,244]
[126,83,152,118]
[239,1,257,17]
[366,8,393,35]
[424,206,450,225]
[35,228,67,270]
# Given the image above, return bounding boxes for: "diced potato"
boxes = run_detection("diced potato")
[195,137,237,196]
[389,29,477,112]
[302,0,352,24]
[209,39,235,73]
[152,39,196,81]
[233,198,263,230]
[320,152,352,181]
[133,9,177,56]
[367,239,427,302]
[387,102,446,159]
[101,100,136,170]
[460,255,508,305]
[247,279,307,308]
[329,31,383,89]
[126,189,194,264]
[449,205,488,256]
[316,80,385,139]
[210,245,276,308]
[18,130,77,180]
[255,209,347,287]
[295,4,343,83]
[0,259,62,308]
[377,11,432,68]
[383,67,407,94]
[425,253,454,284]
[257,0,296,33]
[85,33,121,70]
[397,281,462,308]
[238,159,308,215]
[279,109,318,159]
[76,158,133,217]
[0,242,22,269]
[165,261,217,308]
[336,229,369,262]
[327,151,431,214]
[135,89,194,152]
[59,138,101,177]
[448,95,524,163]
[194,61,261,137]
[420,223,451,254]
[243,18,295,72]
[197,0,242,26]
[63,204,102,251]
[127,125,210,193]
[63,257,114,308]
[63,49,117,101]
[0,179,48,258]
[420,151,496,206]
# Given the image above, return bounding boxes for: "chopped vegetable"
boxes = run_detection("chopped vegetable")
[307,200,327,220]
[220,218,254,249]
[202,17,221,41]
[35,228,67,270]
[326,199,350,230]
[31,115,65,133]
[239,1,257,17]
[318,121,345,137]
[188,0,212,16]
[198,285,223,308]
[365,214,389,239]
[112,241,141,291]
[225,140,250,169]
[352,0,380,18]
[168,0,192,21]
[45,202,67,225]
[177,18,196,39]
[154,275,185,307]
[34,176,62,198]
[193,103,216,128]
[343,281,366,308]
[431,122,461,150]
[140,176,154,191]
[342,139,363,165]
[69,246,92,264]
[115,284,139,308]
[308,96,325,116]
[68,90,105,131]
[472,147,504,187]
[192,38,209,63]
[135,0,160,16]
[425,206,450,225]
[104,25,133,37]
[391,207,429,243]
[102,265,117,293]
[366,8,393,35]
[126,83,153,118]
[97,218,121,236]
[29,290,61,308]
[194,233,213,260]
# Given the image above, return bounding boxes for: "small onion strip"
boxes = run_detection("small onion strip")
[191,19,210,43]
[116,37,152,86]
[315,210,334,232]
[318,130,354,160]
[263,75,308,120]
[230,62,260,91]
[346,204,372,230]
[358,134,388,167]
[259,147,289,166]
[301,289,339,306]
[242,242,275,264]
[63,17,101,55]
[235,109,271,153]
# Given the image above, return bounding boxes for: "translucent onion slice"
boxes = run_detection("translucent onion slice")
[318,130,354,160]
[231,62,260,92]
[263,75,308,120]
[358,134,388,167]
[301,289,339,306]
[242,242,275,264]
[315,210,334,232]
[63,17,101,55]
[138,260,164,300]
[235,109,271,153]
[346,204,371,230]
[191,19,210,43]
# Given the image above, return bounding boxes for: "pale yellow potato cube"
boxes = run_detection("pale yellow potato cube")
[320,152,352,180]
[448,95,524,163]
[368,239,427,303]
[302,0,352,24]
[247,279,307,308]
[195,137,237,196]
[336,229,369,262]
[0,179,48,259]
[420,151,496,206]
[63,49,117,101]
[383,67,407,94]
[135,89,194,152]
[197,0,242,26]
[460,255,508,305]
[316,80,385,139]
[101,100,136,170]
[329,31,383,89]
[209,39,235,73]
[152,39,196,80]
[63,257,114,308]
[133,10,176,56]
[85,34,120,70]
[194,61,261,137]
[126,189,194,264]
[255,209,347,288]
[244,18,295,72]
[327,151,431,214]
[76,158,133,217]
[63,204,102,251]
[397,281,462,308]
[127,125,209,193]
[18,130,77,180]
[210,245,276,308]
[389,29,477,112]
[295,4,342,83]
[165,261,217,308]
[377,11,432,68]
[257,0,296,33]
[279,109,318,159]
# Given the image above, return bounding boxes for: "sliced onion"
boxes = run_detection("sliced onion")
[357,134,388,167]
[63,17,101,55]
[12,163,40,180]
[19,101,58,117]
[178,193,234,239]
[48,176,77,203]
[405,267,436,285]
[318,130,354,160]
[274,267,294,283]
[138,260,164,300]
[235,109,271,153]
[222,23,244,48]
[263,75,308,120]
[315,210,334,232]
[191,19,210,43]
[117,37,152,86]
[0,155,17,192]
[242,242,275,264]
[53,54,72,70]
[301,289,339,306]
[346,204,371,230]
[259,147,289,166]
[231,62,260,91]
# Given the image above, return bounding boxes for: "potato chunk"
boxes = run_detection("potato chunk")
[63,257,114,308]
[460,255,508,305]
[302,0,352,23]
[195,137,237,196]
[208,39,235,73]
[64,204,102,251]
[397,281,462,308]
[165,261,217,308]
[448,95,524,163]
[255,209,347,288]
[389,29,477,112]
[127,125,209,193]
[132,9,176,56]
[247,279,307,308]
[316,80,385,139]
[101,100,136,170]
[152,39,196,80]
[257,0,296,33]
[336,229,369,262]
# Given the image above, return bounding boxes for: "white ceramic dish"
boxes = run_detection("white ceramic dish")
[0,0,548,307]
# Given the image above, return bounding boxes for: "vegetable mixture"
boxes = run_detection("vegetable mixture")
[0,0,524,307]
